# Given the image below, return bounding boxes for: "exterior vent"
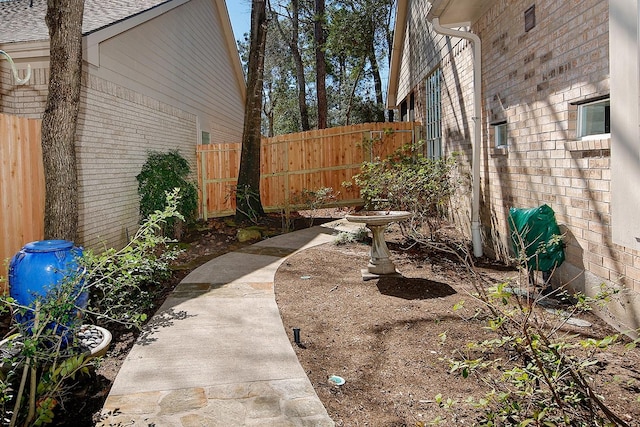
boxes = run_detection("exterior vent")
[525,5,536,32]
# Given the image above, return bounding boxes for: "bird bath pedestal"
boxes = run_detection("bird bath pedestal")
[346,211,411,279]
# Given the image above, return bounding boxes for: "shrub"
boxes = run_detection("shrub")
[351,142,458,238]
[226,184,262,225]
[0,190,183,426]
[334,227,369,245]
[413,231,634,427]
[293,187,338,226]
[82,189,184,328]
[136,150,198,237]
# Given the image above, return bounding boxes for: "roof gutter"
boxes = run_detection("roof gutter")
[430,17,483,258]
[386,0,408,109]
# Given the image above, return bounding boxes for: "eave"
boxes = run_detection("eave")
[427,0,496,26]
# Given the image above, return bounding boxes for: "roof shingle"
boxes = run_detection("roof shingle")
[0,0,173,43]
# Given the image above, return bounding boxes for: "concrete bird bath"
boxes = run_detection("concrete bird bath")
[346,210,411,279]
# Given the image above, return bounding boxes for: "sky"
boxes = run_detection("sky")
[225,1,252,43]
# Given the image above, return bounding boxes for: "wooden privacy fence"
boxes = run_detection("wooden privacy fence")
[0,114,44,282]
[197,122,420,219]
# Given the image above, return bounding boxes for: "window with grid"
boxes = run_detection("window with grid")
[425,69,442,159]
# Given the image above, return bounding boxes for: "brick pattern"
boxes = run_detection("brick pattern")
[77,71,197,249]
[0,65,48,118]
[400,0,640,295]
[1,66,197,250]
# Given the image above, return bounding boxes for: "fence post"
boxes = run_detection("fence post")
[199,148,208,220]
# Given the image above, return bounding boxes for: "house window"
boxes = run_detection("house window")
[493,122,507,147]
[400,100,408,122]
[577,97,610,138]
[409,92,415,122]
[201,131,211,145]
[425,68,442,159]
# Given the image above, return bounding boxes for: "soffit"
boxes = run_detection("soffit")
[427,0,496,25]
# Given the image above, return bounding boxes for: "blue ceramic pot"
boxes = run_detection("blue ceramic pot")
[8,240,88,337]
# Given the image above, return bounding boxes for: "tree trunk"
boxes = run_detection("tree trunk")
[368,50,385,122]
[290,0,310,131]
[263,81,275,137]
[42,0,84,241]
[314,0,328,129]
[344,58,365,125]
[275,0,310,131]
[236,0,267,222]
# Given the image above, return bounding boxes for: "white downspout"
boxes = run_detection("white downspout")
[430,18,483,258]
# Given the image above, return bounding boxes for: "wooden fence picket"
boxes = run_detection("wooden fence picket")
[196,122,419,219]
[0,114,44,285]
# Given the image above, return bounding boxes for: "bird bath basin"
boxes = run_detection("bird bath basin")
[0,324,112,374]
[346,210,411,278]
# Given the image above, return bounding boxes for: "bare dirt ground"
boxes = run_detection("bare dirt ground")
[274,222,640,427]
[12,210,638,426]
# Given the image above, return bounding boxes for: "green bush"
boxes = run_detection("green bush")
[136,150,198,237]
[412,232,635,427]
[0,191,183,426]
[351,142,458,238]
[83,189,184,328]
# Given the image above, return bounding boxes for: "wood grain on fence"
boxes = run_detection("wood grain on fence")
[0,114,44,284]
[197,122,418,219]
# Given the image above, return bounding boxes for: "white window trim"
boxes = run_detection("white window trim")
[493,121,508,148]
[576,97,610,139]
[425,68,442,159]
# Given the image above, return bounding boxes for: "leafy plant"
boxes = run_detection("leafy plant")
[82,189,184,328]
[0,190,183,426]
[136,150,198,238]
[350,141,458,239]
[292,187,338,226]
[333,227,369,245]
[227,184,262,225]
[414,231,633,427]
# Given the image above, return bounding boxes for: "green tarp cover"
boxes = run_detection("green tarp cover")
[508,204,565,272]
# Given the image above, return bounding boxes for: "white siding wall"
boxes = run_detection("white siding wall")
[610,1,640,250]
[89,0,244,145]
[1,0,245,250]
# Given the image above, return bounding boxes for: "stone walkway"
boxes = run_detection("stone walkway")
[98,220,358,426]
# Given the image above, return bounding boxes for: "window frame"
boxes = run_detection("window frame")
[576,97,610,139]
[424,68,442,159]
[201,131,211,145]
[492,121,508,148]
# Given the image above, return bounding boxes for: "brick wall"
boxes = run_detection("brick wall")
[473,0,621,277]
[474,0,640,331]
[0,65,48,118]
[1,65,197,250]
[77,71,197,249]
[0,66,9,110]
[400,0,640,331]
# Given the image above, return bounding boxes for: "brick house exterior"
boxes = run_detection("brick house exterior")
[388,0,640,333]
[0,0,245,249]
